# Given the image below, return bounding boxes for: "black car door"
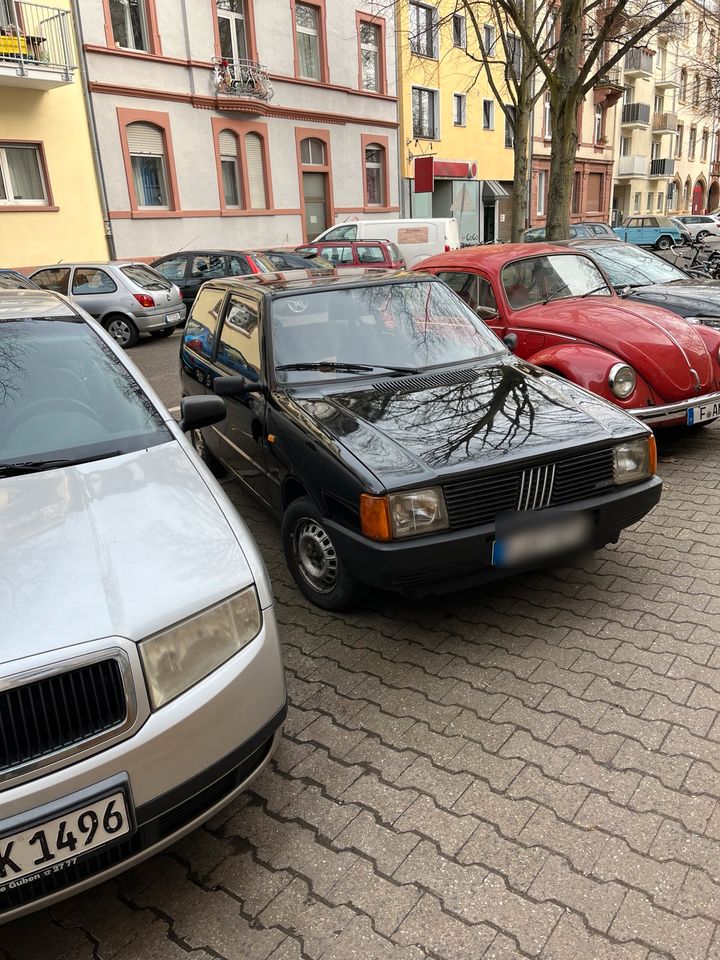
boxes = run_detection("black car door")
[210,292,272,505]
[185,254,227,308]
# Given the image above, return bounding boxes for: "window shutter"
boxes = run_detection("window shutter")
[219,130,238,157]
[245,133,267,208]
[126,122,164,155]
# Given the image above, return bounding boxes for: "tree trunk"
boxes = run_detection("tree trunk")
[511,104,529,242]
[545,93,579,239]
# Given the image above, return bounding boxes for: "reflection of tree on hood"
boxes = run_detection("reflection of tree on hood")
[0,326,33,409]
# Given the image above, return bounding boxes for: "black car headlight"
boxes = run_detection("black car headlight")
[360,488,449,540]
[613,437,656,485]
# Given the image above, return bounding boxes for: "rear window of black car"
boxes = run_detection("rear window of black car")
[121,264,172,291]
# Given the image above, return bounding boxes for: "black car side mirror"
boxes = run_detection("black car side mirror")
[503,333,518,351]
[179,395,226,432]
[213,374,267,397]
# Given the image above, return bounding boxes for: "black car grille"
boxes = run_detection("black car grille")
[0,660,127,775]
[443,446,615,530]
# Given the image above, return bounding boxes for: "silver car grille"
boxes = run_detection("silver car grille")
[517,464,556,511]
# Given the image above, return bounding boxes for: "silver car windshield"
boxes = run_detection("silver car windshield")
[501,254,612,309]
[0,317,170,472]
[271,281,504,382]
[585,243,687,286]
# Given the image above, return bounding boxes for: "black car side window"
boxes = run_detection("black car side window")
[184,287,225,359]
[216,296,261,379]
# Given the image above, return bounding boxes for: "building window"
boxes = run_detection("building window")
[452,13,466,48]
[126,122,169,208]
[412,86,438,138]
[364,142,385,205]
[217,0,248,62]
[594,104,603,143]
[689,125,697,160]
[633,191,641,212]
[657,191,665,212]
[679,68,687,102]
[543,93,551,138]
[108,0,150,50]
[620,136,630,157]
[453,93,466,126]
[482,99,494,130]
[219,130,242,206]
[0,144,48,206]
[295,2,322,80]
[647,192,653,212]
[676,123,683,157]
[300,137,326,164]
[409,2,437,58]
[483,23,495,54]
[504,105,515,148]
[702,128,709,162]
[587,172,602,211]
[694,72,700,106]
[359,19,381,91]
[537,170,547,216]
[245,132,267,208]
[507,33,521,77]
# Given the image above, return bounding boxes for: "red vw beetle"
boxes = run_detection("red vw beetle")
[418,244,720,427]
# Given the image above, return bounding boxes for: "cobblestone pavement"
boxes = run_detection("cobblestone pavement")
[4,344,720,958]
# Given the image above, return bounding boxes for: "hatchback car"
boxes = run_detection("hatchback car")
[612,215,682,250]
[0,270,37,290]
[523,223,617,243]
[419,245,720,428]
[295,239,406,269]
[672,215,720,241]
[30,262,185,348]
[0,289,286,922]
[180,270,660,610]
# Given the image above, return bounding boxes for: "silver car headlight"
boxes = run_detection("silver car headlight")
[608,363,636,399]
[387,487,449,538]
[613,437,655,485]
[140,588,261,709]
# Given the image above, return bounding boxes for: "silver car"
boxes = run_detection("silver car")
[0,290,286,922]
[29,262,186,348]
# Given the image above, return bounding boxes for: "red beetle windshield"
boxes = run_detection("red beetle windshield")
[501,254,612,310]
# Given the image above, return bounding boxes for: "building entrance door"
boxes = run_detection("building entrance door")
[302,172,327,240]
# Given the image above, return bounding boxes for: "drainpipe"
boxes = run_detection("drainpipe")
[394,6,405,217]
[70,0,116,259]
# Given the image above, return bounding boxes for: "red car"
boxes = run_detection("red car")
[418,244,720,428]
[295,239,405,270]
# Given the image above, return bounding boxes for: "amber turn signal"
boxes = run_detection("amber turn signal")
[360,494,392,542]
[648,434,657,475]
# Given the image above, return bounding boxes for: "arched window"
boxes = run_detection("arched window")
[300,137,327,165]
[245,132,267,208]
[219,130,242,207]
[126,121,168,208]
[684,177,692,211]
[680,67,687,102]
[364,143,385,205]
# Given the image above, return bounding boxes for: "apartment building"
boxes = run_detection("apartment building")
[397,0,514,243]
[75,0,399,258]
[0,0,108,267]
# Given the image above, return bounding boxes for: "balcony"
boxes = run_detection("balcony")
[617,155,649,177]
[711,160,720,178]
[212,58,274,101]
[621,102,651,127]
[649,158,675,177]
[657,15,684,37]
[624,48,654,77]
[652,111,678,134]
[594,64,625,106]
[0,1,75,89]
[654,69,680,90]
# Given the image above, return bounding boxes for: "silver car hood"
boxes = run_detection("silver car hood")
[0,442,255,665]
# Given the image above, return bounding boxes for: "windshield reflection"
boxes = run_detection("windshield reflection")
[586,244,688,286]
[502,255,612,309]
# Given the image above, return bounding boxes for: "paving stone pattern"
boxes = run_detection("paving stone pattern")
[5,427,720,960]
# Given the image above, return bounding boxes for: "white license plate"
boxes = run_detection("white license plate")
[166,312,181,323]
[492,513,591,567]
[687,401,720,425]
[0,791,130,888]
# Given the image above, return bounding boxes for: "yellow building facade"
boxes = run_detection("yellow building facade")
[397,0,515,242]
[0,0,107,269]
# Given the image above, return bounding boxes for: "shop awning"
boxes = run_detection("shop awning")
[482,180,509,198]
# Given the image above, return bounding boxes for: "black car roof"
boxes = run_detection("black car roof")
[201,268,425,296]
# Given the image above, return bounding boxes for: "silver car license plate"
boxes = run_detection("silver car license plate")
[0,791,130,886]
[166,311,181,323]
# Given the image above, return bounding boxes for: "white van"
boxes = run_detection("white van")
[314,218,461,268]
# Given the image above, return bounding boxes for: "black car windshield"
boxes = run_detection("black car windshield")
[501,254,612,309]
[582,243,688,286]
[0,317,170,473]
[271,280,503,382]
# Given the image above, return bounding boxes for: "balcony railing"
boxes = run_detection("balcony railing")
[0,1,74,86]
[624,48,654,75]
[212,58,274,101]
[595,64,623,87]
[650,158,675,176]
[711,160,720,178]
[618,155,648,177]
[621,102,651,125]
[652,111,678,133]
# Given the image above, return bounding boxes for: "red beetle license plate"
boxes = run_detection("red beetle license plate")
[687,401,720,425]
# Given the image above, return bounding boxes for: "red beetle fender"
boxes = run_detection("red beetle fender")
[525,342,655,407]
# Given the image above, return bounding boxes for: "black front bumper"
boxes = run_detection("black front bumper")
[327,476,662,596]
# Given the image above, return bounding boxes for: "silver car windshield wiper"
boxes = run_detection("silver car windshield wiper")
[0,451,125,477]
[275,361,420,375]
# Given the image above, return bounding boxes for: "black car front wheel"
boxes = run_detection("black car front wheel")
[282,498,364,610]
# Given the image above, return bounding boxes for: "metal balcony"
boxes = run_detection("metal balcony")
[621,102,651,127]
[624,48,654,77]
[652,111,678,134]
[711,160,720,178]
[654,69,680,90]
[617,155,649,177]
[649,158,675,177]
[595,64,623,88]
[212,58,274,101]
[0,1,75,88]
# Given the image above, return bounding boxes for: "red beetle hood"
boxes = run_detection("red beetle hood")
[523,298,715,401]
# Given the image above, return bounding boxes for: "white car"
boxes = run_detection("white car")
[673,214,720,241]
[0,290,286,922]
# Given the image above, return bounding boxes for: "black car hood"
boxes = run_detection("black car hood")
[291,360,642,486]
[626,280,720,318]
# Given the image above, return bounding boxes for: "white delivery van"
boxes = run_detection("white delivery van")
[314,218,461,268]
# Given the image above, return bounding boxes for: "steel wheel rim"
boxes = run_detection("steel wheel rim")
[293,517,338,594]
[108,318,132,346]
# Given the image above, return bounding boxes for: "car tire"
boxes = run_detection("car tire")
[190,426,224,476]
[697,230,711,242]
[104,315,139,348]
[654,236,673,251]
[150,328,175,339]
[282,497,365,610]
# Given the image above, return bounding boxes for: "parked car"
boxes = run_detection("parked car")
[180,270,660,610]
[0,269,38,290]
[563,238,720,328]
[669,218,694,244]
[0,289,286,922]
[312,218,460,267]
[523,223,617,243]
[295,239,406,269]
[30,262,185,348]
[151,249,330,309]
[612,215,683,250]
[671,214,720,242]
[418,244,720,428]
